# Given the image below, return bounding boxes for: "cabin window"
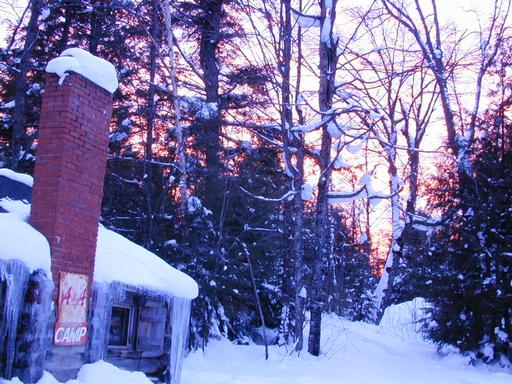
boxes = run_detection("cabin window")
[109,306,131,347]
[107,294,167,357]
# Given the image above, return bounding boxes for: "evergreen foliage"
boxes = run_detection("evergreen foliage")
[325,208,376,322]
[385,219,431,305]
[422,106,512,363]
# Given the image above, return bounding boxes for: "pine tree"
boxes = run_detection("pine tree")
[171,146,288,348]
[0,0,43,172]
[0,0,142,171]
[327,208,376,321]
[423,103,512,363]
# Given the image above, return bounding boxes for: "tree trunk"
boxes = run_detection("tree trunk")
[308,0,338,356]
[292,154,305,350]
[10,0,42,171]
[143,0,159,249]
[198,0,223,216]
[278,0,297,346]
[89,1,101,55]
[160,0,188,217]
[292,0,306,351]
[281,202,294,343]
[374,155,401,322]
[246,249,269,360]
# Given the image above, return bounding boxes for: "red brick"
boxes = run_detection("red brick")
[30,73,113,296]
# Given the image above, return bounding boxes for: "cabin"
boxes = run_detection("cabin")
[0,49,197,384]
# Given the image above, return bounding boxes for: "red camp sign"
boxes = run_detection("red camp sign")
[54,272,89,346]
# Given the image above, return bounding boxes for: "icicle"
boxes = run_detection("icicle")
[0,260,30,379]
[88,282,111,363]
[14,269,54,382]
[169,297,191,384]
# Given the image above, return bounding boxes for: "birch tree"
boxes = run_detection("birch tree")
[160,0,189,217]
[309,0,339,356]
[342,6,438,319]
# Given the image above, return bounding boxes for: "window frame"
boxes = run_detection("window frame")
[108,304,134,349]
[106,293,167,358]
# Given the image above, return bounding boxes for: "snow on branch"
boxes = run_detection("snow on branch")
[239,187,296,202]
[408,212,442,231]
[328,184,368,204]
[110,173,142,186]
[243,224,283,233]
[328,171,401,205]
[291,8,321,28]
[292,108,336,133]
[223,120,281,131]
[328,185,398,205]
[295,118,328,133]
[108,155,180,170]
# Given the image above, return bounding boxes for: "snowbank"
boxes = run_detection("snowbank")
[75,361,152,384]
[181,313,512,384]
[95,225,198,299]
[46,48,118,93]
[0,213,51,273]
[1,360,152,384]
[379,297,430,338]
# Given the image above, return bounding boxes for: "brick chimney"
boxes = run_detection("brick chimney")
[30,72,113,291]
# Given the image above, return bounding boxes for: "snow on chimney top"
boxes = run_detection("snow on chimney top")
[46,48,118,93]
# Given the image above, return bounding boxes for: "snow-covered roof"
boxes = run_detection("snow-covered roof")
[0,213,51,273]
[95,226,198,299]
[46,48,118,93]
[0,168,34,187]
[0,169,198,300]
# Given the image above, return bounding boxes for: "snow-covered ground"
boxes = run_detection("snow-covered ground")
[1,301,511,384]
[0,361,153,384]
[181,312,511,384]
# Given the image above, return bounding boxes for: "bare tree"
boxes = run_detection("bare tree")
[141,0,160,249]
[368,0,511,319]
[341,6,438,320]
[381,0,511,184]
[238,0,310,350]
[291,0,308,353]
